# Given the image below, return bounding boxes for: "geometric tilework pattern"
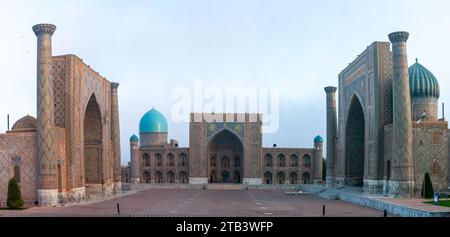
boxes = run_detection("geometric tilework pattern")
[413,125,448,193]
[36,32,57,185]
[0,133,37,205]
[110,83,122,182]
[391,41,414,182]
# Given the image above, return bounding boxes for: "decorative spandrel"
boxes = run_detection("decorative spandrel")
[207,122,244,142]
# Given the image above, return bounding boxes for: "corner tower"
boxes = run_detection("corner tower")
[388,31,414,197]
[129,134,141,183]
[111,82,122,193]
[324,86,337,186]
[313,135,324,183]
[33,23,58,206]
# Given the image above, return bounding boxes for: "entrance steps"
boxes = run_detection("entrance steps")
[314,185,450,217]
[207,183,243,190]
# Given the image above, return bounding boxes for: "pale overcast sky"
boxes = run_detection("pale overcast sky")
[1,0,449,164]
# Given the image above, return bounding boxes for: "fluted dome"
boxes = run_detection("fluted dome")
[314,135,323,143]
[11,115,37,131]
[130,134,139,142]
[409,60,440,98]
[139,108,168,133]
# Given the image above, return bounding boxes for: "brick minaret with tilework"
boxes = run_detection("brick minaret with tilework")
[130,137,141,183]
[388,31,414,197]
[313,137,323,183]
[33,23,58,205]
[324,86,337,186]
[111,82,122,192]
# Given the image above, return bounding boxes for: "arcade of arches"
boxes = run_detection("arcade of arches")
[263,153,313,185]
[139,151,190,184]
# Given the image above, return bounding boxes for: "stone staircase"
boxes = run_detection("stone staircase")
[207,183,243,190]
[318,186,346,200]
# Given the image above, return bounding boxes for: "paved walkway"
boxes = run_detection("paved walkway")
[0,189,387,217]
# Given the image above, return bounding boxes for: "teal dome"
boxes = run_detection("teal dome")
[314,135,323,143]
[139,108,168,133]
[130,134,139,142]
[409,59,440,98]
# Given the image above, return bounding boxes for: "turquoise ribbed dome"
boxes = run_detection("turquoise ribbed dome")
[314,135,323,143]
[130,134,139,142]
[139,108,168,133]
[409,60,440,98]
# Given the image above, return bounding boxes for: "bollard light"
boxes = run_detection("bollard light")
[434,192,440,206]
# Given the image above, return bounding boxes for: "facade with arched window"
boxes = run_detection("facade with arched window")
[127,112,324,186]
[261,147,321,185]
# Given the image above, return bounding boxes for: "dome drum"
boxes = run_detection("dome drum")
[411,97,438,121]
[139,132,168,147]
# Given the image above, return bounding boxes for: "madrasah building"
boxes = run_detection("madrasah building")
[0,24,122,206]
[324,31,449,197]
[123,111,324,186]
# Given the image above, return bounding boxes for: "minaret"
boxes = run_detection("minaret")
[111,82,122,193]
[313,135,324,183]
[388,31,414,197]
[324,86,337,186]
[33,23,58,206]
[130,135,141,183]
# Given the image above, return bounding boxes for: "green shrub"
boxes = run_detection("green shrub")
[421,172,434,199]
[7,177,24,209]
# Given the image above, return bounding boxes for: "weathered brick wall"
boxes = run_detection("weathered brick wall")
[413,122,448,193]
[0,132,37,206]
[383,122,449,195]
[54,127,67,192]
[383,125,393,181]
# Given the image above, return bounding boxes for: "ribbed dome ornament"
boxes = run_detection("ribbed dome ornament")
[409,59,440,98]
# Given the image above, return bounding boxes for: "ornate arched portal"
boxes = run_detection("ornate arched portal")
[207,129,243,183]
[345,95,365,186]
[84,94,103,186]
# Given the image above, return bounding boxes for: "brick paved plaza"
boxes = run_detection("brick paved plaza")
[1,190,387,217]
